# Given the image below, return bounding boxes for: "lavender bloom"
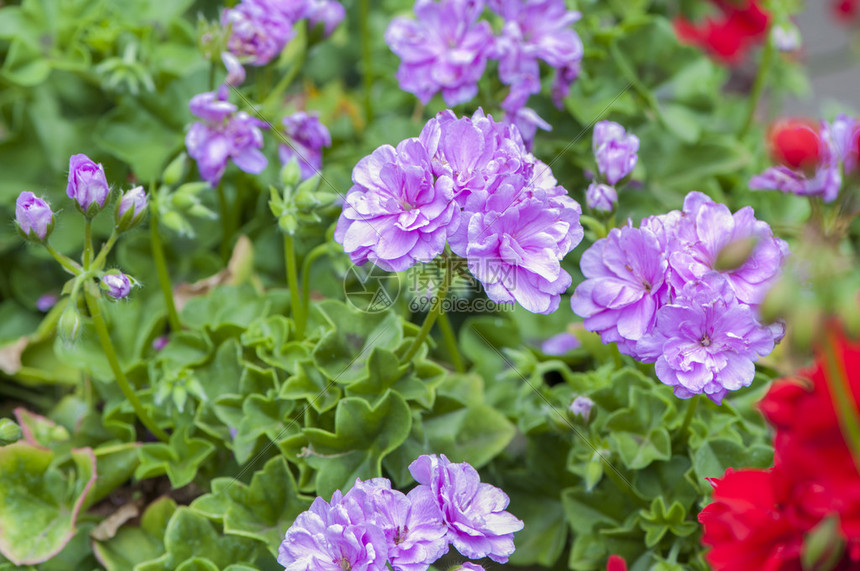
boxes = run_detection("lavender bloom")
[36,293,59,312]
[101,273,132,299]
[459,565,485,571]
[409,454,524,563]
[15,191,54,241]
[116,186,147,231]
[669,192,789,307]
[344,479,448,571]
[385,0,494,106]
[828,114,859,176]
[541,331,580,355]
[490,0,583,112]
[279,111,332,180]
[67,154,110,215]
[221,51,246,86]
[586,183,617,212]
[506,107,551,150]
[569,395,593,420]
[222,0,294,66]
[278,492,390,571]
[305,0,346,36]
[186,86,268,186]
[593,121,639,185]
[652,275,775,405]
[334,138,459,272]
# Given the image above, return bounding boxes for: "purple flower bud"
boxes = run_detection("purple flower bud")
[221,51,246,86]
[586,182,617,212]
[152,335,169,351]
[279,111,332,180]
[569,395,594,420]
[116,186,148,231]
[67,154,111,215]
[15,191,54,242]
[459,564,485,571]
[36,293,59,312]
[101,273,132,299]
[542,331,581,355]
[305,0,345,37]
[593,121,639,185]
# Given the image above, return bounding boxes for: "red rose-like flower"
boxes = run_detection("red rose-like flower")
[768,119,823,172]
[675,0,770,64]
[606,554,627,571]
[699,468,804,570]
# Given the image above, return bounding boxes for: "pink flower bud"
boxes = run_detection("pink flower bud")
[15,191,54,241]
[67,154,110,215]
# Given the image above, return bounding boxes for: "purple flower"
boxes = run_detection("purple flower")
[279,111,332,180]
[668,192,789,306]
[586,183,617,212]
[651,275,775,405]
[116,186,147,231]
[572,225,669,357]
[827,114,859,176]
[186,86,268,186]
[305,0,346,36]
[67,154,110,215]
[490,0,583,112]
[408,454,524,563]
[569,395,593,420]
[15,191,54,241]
[221,51,246,86]
[101,273,132,299]
[278,492,390,571]
[152,335,169,351]
[36,293,59,312]
[459,564,485,571]
[385,0,494,106]
[222,0,294,66]
[334,138,459,272]
[506,107,551,150]
[344,479,448,571]
[593,121,639,185]
[541,331,580,355]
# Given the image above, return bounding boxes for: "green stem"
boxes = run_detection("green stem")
[284,234,304,338]
[149,207,182,332]
[739,29,774,138]
[262,27,307,113]
[403,261,451,363]
[83,219,94,269]
[91,231,119,271]
[300,243,329,330]
[437,311,465,373]
[43,242,82,275]
[84,287,168,442]
[360,0,373,122]
[217,182,232,262]
[823,329,860,474]
[677,395,699,438]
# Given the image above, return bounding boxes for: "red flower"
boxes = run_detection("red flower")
[606,554,627,571]
[674,0,771,64]
[833,0,860,23]
[768,119,823,172]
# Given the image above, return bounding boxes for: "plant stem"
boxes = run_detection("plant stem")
[91,230,119,271]
[262,27,307,113]
[83,219,94,269]
[437,311,465,373]
[403,261,451,363]
[149,207,182,332]
[217,182,232,262]
[739,28,774,138]
[677,395,699,438]
[43,242,82,275]
[84,287,168,442]
[822,328,860,474]
[284,233,304,338]
[360,0,373,122]
[300,243,328,329]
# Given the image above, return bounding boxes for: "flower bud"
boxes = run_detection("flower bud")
[163,153,188,186]
[769,119,822,172]
[0,418,22,445]
[714,237,758,272]
[569,395,594,422]
[586,183,618,212]
[802,516,844,571]
[15,191,54,242]
[115,186,148,232]
[67,154,111,216]
[58,307,82,343]
[101,272,132,299]
[280,159,302,188]
[221,51,245,86]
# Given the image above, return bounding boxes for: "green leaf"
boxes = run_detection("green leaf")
[232,393,296,465]
[507,493,568,567]
[280,360,341,413]
[639,497,697,548]
[191,456,312,555]
[135,426,215,487]
[691,438,773,481]
[303,390,411,498]
[92,497,177,571]
[422,403,516,468]
[0,443,96,565]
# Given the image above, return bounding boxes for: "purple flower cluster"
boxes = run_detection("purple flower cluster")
[186,86,268,186]
[278,454,523,570]
[279,111,332,180]
[335,109,583,314]
[386,0,583,145]
[750,115,859,203]
[571,191,789,404]
[585,121,639,212]
[223,0,344,68]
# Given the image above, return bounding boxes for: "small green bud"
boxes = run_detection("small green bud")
[802,516,844,571]
[115,186,148,232]
[161,210,190,236]
[760,278,793,324]
[163,153,188,186]
[0,418,22,445]
[280,159,302,188]
[279,213,298,235]
[714,237,758,273]
[58,307,82,344]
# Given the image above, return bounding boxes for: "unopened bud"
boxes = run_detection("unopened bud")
[100,272,133,299]
[714,237,758,272]
[0,418,22,445]
[67,154,111,217]
[15,191,55,242]
[58,307,82,343]
[163,153,188,186]
[280,159,302,188]
[569,395,594,422]
[115,186,148,232]
[802,516,844,571]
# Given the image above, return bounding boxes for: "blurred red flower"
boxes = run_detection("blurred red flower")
[767,119,824,172]
[606,554,627,571]
[833,0,860,23]
[674,0,770,64]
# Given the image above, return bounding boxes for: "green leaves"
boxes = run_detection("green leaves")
[136,425,215,487]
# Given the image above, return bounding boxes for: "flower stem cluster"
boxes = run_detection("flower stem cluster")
[572,191,789,403]
[278,454,523,570]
